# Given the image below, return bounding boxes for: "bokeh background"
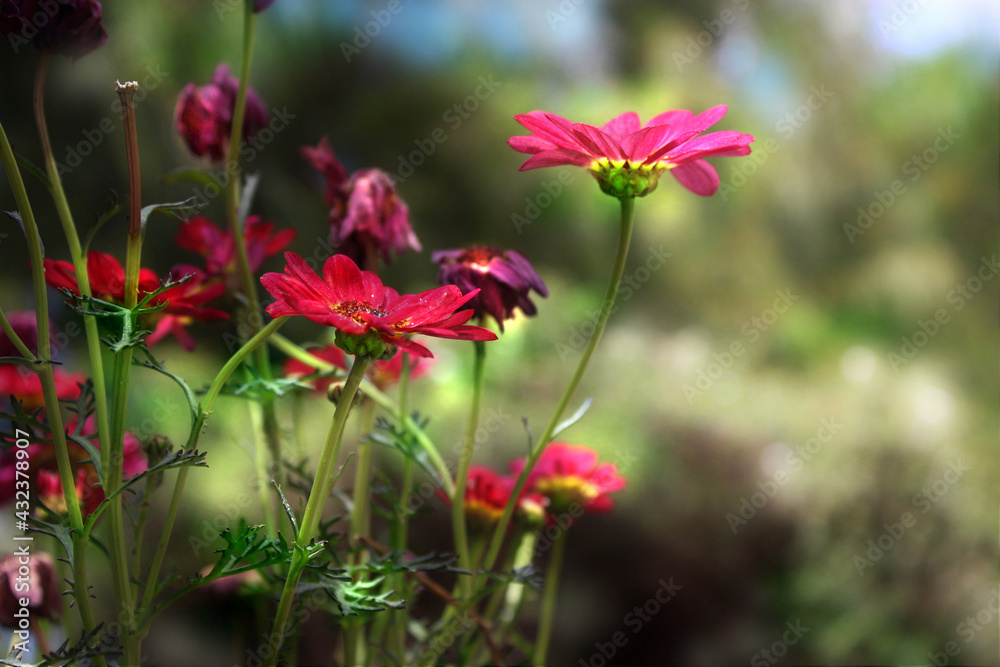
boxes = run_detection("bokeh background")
[1,0,997,665]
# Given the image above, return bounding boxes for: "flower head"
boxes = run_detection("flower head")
[0,310,38,357]
[175,63,269,162]
[302,137,420,268]
[261,252,497,358]
[508,106,754,198]
[253,0,276,12]
[2,0,107,58]
[432,245,548,331]
[176,214,296,286]
[511,443,625,515]
[0,552,61,626]
[43,251,229,350]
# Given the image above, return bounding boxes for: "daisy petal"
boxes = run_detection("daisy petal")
[670,160,720,196]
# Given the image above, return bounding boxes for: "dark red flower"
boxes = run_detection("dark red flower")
[261,252,497,358]
[432,245,548,331]
[254,0,276,12]
[43,252,229,350]
[508,106,754,197]
[0,552,62,626]
[301,137,420,268]
[3,0,107,59]
[175,63,269,162]
[0,365,83,410]
[510,442,625,515]
[0,311,38,357]
[175,214,296,283]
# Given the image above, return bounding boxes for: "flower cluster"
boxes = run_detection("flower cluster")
[302,137,421,268]
[43,251,230,350]
[175,63,269,162]
[452,444,625,531]
[508,106,754,197]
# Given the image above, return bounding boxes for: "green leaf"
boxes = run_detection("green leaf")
[162,168,224,191]
[370,414,443,487]
[551,397,594,441]
[134,349,200,427]
[272,480,299,535]
[82,190,126,254]
[138,197,204,238]
[83,449,208,530]
[15,153,53,192]
[2,210,42,256]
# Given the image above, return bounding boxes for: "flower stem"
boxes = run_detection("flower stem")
[346,395,378,666]
[452,337,487,600]
[266,356,371,667]
[533,527,569,665]
[111,81,143,665]
[134,317,286,638]
[226,0,284,538]
[481,197,635,575]
[32,52,112,482]
[389,358,414,657]
[270,333,455,496]
[0,116,105,667]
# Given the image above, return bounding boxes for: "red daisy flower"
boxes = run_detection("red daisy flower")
[261,252,497,358]
[510,442,626,515]
[301,137,421,268]
[437,466,547,530]
[432,245,548,331]
[175,63,269,162]
[43,252,229,350]
[508,105,755,197]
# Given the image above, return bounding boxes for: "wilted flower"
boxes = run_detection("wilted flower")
[511,442,625,515]
[302,137,421,268]
[175,214,296,285]
[43,252,229,350]
[0,552,62,626]
[2,0,107,59]
[508,106,754,198]
[432,245,548,331]
[175,63,269,162]
[261,252,497,358]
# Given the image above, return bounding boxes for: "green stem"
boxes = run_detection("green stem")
[226,0,283,539]
[481,197,635,575]
[134,317,286,638]
[0,306,36,360]
[452,338,487,600]
[389,358,414,657]
[32,51,112,481]
[112,81,143,665]
[0,116,105,667]
[532,528,569,665]
[346,396,377,666]
[266,357,371,667]
[270,334,455,496]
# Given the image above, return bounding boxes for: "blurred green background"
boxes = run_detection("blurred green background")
[1,0,997,665]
